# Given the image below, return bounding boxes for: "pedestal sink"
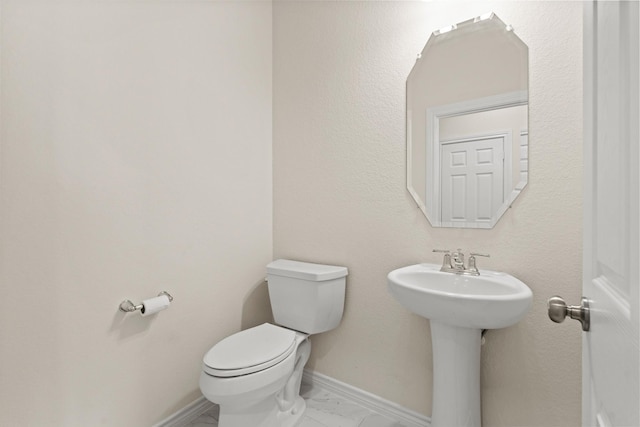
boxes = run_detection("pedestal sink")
[387,263,532,427]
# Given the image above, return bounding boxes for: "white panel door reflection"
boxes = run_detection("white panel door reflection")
[440,135,506,225]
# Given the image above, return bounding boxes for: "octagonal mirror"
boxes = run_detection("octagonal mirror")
[407,13,528,228]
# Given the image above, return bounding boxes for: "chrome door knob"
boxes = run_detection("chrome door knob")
[547,295,590,331]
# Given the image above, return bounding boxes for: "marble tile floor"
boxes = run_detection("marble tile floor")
[185,383,410,427]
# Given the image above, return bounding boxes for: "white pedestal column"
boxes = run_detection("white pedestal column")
[430,321,482,427]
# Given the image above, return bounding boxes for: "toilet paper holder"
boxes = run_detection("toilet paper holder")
[119,291,173,313]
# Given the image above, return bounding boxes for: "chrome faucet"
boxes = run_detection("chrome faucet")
[451,249,465,271]
[433,249,490,276]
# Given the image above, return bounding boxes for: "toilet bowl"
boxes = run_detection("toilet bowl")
[199,259,348,427]
[200,323,310,427]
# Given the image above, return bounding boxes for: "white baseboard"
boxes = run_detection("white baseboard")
[155,370,430,427]
[152,396,216,427]
[302,369,430,427]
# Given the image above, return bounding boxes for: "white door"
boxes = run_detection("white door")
[440,136,504,226]
[583,1,639,425]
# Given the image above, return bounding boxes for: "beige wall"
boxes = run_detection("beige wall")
[0,1,273,425]
[274,1,583,426]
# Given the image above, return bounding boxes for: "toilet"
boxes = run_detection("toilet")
[199,259,348,427]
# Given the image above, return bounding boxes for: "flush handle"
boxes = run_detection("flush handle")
[547,295,590,331]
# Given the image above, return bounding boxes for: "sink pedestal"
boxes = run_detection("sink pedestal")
[430,321,482,427]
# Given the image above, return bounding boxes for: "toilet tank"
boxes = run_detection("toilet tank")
[266,259,348,334]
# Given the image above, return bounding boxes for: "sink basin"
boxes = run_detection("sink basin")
[388,263,532,426]
[388,263,532,330]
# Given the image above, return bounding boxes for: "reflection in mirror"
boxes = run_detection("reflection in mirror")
[407,13,528,228]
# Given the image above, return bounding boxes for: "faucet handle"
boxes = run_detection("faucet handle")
[432,249,453,269]
[467,253,490,275]
[469,252,490,258]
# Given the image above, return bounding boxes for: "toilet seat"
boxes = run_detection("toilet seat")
[203,323,297,377]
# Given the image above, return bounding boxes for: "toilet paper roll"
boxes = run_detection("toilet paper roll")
[141,294,171,316]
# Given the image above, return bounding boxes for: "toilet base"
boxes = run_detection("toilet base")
[218,393,306,427]
[217,395,275,427]
[277,396,306,427]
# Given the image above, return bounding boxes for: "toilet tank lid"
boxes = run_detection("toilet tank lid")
[267,259,348,281]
